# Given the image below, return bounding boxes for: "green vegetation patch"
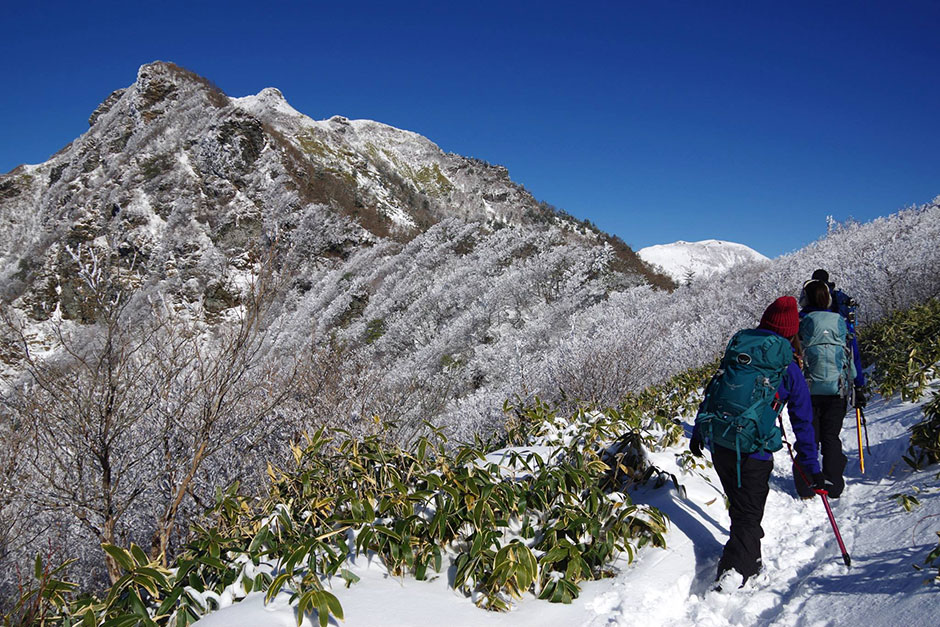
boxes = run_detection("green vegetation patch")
[9,393,686,624]
[297,131,337,159]
[0,173,34,200]
[906,391,940,469]
[412,164,454,197]
[364,318,386,344]
[857,298,940,582]
[140,154,174,181]
[859,298,940,402]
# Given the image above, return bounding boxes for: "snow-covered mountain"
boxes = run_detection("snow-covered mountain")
[0,61,669,325]
[637,239,769,284]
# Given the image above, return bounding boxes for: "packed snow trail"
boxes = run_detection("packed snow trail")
[196,391,939,626]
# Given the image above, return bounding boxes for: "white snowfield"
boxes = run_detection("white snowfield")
[196,390,939,627]
[638,239,770,284]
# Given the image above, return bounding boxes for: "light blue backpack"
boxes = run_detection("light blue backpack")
[799,311,856,396]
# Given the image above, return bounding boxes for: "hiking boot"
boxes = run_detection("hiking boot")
[713,569,745,592]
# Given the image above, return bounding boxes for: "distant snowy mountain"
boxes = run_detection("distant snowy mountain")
[637,239,769,284]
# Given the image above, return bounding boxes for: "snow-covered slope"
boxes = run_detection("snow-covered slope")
[638,239,769,284]
[194,388,940,627]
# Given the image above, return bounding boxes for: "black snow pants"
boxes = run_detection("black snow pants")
[794,395,848,498]
[712,445,773,580]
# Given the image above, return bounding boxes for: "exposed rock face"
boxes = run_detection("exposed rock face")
[0,61,667,323]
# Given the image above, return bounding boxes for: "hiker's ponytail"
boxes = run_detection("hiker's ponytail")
[788,333,803,367]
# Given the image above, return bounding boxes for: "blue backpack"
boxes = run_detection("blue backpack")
[800,310,856,397]
[831,289,858,334]
[695,330,792,482]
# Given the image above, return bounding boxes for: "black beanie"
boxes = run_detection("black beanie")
[811,269,829,283]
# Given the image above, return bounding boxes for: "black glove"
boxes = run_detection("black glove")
[855,387,867,408]
[811,472,828,494]
[690,436,705,458]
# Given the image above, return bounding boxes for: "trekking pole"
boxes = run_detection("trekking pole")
[778,417,852,568]
[860,406,872,455]
[855,407,866,474]
[815,487,852,567]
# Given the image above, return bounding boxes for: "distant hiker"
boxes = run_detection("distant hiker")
[800,268,866,405]
[792,279,860,499]
[690,296,822,588]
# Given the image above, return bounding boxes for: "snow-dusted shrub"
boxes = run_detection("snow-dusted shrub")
[0,246,302,598]
[2,397,681,625]
[907,392,940,469]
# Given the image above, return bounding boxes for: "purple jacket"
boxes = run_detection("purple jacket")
[693,333,821,475]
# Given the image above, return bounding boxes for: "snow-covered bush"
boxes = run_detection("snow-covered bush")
[2,398,680,625]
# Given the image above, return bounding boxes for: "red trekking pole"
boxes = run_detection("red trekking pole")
[779,417,852,567]
[815,487,851,567]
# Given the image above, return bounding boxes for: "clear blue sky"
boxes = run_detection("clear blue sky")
[3,1,938,257]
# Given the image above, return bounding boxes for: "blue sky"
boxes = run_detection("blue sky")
[2,1,938,257]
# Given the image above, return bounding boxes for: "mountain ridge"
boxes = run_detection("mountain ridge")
[0,60,671,325]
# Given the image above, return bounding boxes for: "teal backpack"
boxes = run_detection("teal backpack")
[800,310,856,396]
[695,330,793,484]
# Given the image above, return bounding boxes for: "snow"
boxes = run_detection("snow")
[232,88,306,120]
[193,389,940,627]
[638,239,769,284]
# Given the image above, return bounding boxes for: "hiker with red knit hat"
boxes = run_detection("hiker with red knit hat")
[690,296,821,590]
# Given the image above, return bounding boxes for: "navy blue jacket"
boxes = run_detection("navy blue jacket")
[693,330,821,475]
[828,290,865,388]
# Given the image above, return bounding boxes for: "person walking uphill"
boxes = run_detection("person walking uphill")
[802,268,867,403]
[689,296,822,589]
[793,279,858,499]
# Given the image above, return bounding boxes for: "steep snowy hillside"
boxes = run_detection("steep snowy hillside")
[0,61,668,326]
[638,239,769,284]
[0,62,677,594]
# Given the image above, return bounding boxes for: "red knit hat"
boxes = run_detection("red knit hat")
[759,296,799,337]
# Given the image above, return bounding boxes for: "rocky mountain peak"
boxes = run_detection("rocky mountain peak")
[0,62,671,327]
